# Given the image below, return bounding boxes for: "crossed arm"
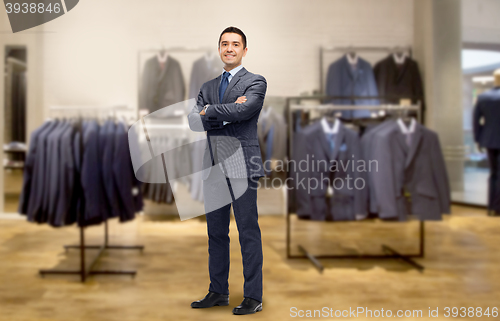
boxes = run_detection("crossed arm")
[187,75,267,132]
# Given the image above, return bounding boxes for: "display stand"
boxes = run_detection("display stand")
[39,221,144,282]
[286,100,426,273]
[38,105,143,282]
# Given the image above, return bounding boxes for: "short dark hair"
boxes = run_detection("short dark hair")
[218,26,247,49]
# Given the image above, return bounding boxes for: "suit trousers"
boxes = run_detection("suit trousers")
[205,175,263,303]
[487,149,500,212]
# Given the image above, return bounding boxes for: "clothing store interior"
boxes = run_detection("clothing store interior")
[2,0,500,320]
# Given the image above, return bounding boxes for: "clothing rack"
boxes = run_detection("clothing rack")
[319,45,413,95]
[137,46,218,116]
[39,105,144,282]
[286,100,425,273]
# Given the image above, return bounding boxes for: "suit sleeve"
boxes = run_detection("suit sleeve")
[187,84,224,132]
[430,132,451,214]
[473,97,483,144]
[372,131,400,220]
[352,134,368,217]
[203,75,267,123]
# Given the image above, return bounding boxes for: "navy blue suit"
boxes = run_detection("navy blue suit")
[27,120,59,222]
[80,120,106,226]
[102,120,120,218]
[188,67,267,303]
[473,87,500,212]
[18,120,51,216]
[326,55,379,119]
[113,121,143,222]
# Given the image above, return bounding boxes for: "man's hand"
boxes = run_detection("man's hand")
[198,96,247,116]
[199,104,209,116]
[235,96,247,104]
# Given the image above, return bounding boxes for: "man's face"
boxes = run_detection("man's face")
[218,32,247,69]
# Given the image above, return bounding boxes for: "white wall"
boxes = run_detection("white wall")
[40,0,414,116]
[462,0,500,45]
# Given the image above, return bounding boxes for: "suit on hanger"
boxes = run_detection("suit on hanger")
[80,120,106,226]
[473,87,500,212]
[189,55,223,100]
[298,120,367,221]
[46,121,70,225]
[141,55,186,113]
[113,121,143,222]
[187,66,267,303]
[373,55,425,107]
[325,55,379,119]
[54,123,77,226]
[18,120,52,215]
[371,121,450,220]
[360,119,394,214]
[102,120,120,218]
[257,108,287,175]
[27,120,59,222]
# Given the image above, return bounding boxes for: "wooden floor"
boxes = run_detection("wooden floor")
[0,206,499,321]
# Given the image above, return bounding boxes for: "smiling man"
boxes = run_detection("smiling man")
[188,26,267,315]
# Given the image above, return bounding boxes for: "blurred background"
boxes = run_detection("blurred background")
[1,0,500,320]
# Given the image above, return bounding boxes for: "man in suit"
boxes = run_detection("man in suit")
[473,71,500,215]
[187,26,267,315]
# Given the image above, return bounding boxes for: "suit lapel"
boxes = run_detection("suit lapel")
[330,123,344,161]
[156,56,170,83]
[222,67,247,104]
[317,123,332,160]
[395,57,409,84]
[214,74,221,104]
[405,124,423,169]
[395,131,408,155]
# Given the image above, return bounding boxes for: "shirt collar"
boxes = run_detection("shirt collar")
[222,64,244,79]
[321,117,340,134]
[397,117,416,134]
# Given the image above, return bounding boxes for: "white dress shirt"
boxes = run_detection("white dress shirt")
[205,64,244,126]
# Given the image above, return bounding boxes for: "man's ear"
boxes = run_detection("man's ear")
[243,47,248,57]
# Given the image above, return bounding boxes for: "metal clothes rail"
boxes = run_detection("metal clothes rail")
[286,100,426,273]
[39,105,144,282]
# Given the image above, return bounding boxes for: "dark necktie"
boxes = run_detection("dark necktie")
[326,133,336,152]
[219,71,230,103]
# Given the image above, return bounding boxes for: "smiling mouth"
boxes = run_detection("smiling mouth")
[225,54,235,58]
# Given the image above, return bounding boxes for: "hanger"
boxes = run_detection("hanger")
[204,49,216,61]
[392,46,407,64]
[157,45,168,64]
[346,47,358,65]
[321,112,339,133]
[261,105,272,118]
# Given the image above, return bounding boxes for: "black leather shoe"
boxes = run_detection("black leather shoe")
[191,291,229,308]
[232,297,262,315]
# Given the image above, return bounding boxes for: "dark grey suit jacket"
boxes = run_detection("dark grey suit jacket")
[297,121,367,221]
[326,55,379,119]
[473,87,500,149]
[18,120,52,216]
[188,67,267,180]
[371,121,450,220]
[141,55,185,113]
